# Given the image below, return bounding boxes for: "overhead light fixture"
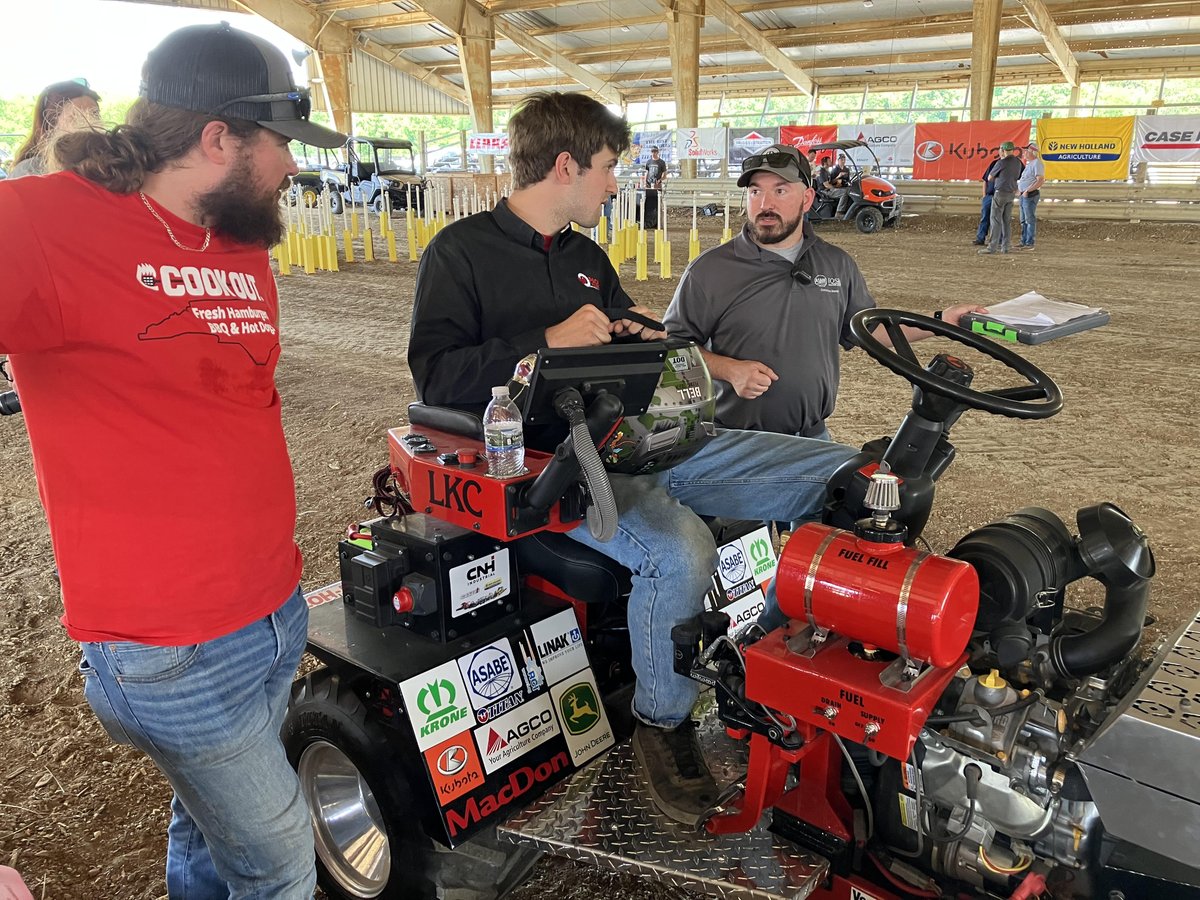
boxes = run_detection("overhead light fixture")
[863,0,874,6]
[621,25,630,32]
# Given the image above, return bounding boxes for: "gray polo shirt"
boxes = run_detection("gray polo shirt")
[1017,156,1045,192]
[664,223,875,437]
[993,154,1024,193]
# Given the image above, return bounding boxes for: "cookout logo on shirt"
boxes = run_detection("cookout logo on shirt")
[577,273,600,290]
[134,263,266,301]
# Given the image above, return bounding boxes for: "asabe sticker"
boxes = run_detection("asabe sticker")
[458,638,520,710]
[399,660,474,751]
[449,549,511,618]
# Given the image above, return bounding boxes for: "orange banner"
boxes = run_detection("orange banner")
[912,120,1032,180]
[780,125,839,162]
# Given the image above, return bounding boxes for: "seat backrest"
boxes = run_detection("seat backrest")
[408,402,483,439]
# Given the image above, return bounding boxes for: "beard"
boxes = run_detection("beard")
[748,209,802,245]
[195,153,288,249]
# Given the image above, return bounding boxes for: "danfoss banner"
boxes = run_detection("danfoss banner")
[1037,116,1133,180]
[836,124,917,168]
[675,127,727,160]
[780,125,838,156]
[1132,114,1200,164]
[911,120,1031,179]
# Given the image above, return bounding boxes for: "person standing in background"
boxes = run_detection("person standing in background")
[978,141,1024,255]
[643,145,667,229]
[9,80,101,179]
[1016,143,1046,251]
[973,151,1002,246]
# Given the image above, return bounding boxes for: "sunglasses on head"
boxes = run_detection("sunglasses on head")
[212,88,312,120]
[742,151,811,185]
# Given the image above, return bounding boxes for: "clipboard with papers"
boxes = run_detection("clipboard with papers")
[958,291,1109,345]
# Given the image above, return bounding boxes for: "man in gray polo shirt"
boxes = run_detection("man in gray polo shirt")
[665,143,984,440]
[980,140,1024,254]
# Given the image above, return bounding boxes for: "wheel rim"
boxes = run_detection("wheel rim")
[298,739,391,898]
[302,189,319,208]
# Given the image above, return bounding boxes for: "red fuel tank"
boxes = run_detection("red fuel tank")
[776,523,979,668]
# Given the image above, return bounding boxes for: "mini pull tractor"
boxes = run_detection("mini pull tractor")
[283,310,1200,900]
[807,140,903,234]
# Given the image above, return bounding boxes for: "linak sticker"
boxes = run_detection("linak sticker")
[550,670,614,766]
[399,660,473,751]
[449,549,511,618]
[423,732,485,807]
[529,608,587,685]
[458,638,520,710]
[473,693,560,774]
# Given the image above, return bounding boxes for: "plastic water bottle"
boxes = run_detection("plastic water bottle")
[483,385,525,478]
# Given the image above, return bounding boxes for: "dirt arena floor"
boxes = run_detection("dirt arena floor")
[1,209,1197,899]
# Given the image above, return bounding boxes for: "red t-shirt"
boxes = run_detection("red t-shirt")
[0,173,302,645]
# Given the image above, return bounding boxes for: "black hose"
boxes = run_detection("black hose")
[925,690,1042,727]
[1048,581,1150,679]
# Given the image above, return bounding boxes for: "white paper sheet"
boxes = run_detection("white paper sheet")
[984,291,1103,327]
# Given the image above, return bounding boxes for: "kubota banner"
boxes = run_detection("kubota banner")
[780,125,838,157]
[1037,116,1133,180]
[911,120,1031,180]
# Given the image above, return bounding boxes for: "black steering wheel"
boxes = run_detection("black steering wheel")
[851,308,1063,420]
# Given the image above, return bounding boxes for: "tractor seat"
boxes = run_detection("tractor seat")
[408,402,482,439]
[516,532,631,607]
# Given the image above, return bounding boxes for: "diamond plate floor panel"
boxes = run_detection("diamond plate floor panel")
[500,712,829,900]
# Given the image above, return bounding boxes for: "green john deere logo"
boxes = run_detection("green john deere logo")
[559,683,601,736]
[748,537,774,577]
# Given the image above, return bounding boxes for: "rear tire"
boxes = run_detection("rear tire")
[301,187,320,208]
[372,194,387,214]
[329,191,345,215]
[283,669,540,900]
[856,207,885,234]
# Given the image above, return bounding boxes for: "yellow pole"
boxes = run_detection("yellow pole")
[635,230,648,281]
[275,242,291,276]
[386,228,398,262]
[596,214,608,246]
[363,228,375,262]
[303,235,316,274]
[688,228,701,263]
[327,233,339,272]
[343,229,355,263]
[660,241,671,279]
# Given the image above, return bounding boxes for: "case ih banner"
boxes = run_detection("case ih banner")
[780,125,839,156]
[912,120,1031,179]
[728,128,780,168]
[837,124,917,168]
[467,133,510,155]
[1037,116,1133,180]
[1132,114,1200,164]
[675,126,727,160]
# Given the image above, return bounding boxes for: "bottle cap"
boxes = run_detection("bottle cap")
[492,385,509,398]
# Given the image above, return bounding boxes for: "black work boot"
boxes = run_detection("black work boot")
[632,719,719,826]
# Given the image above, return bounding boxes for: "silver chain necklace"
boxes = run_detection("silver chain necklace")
[139,192,212,253]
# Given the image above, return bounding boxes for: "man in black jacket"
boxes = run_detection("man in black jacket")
[408,92,856,826]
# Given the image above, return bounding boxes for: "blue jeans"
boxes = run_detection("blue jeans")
[79,586,314,900]
[976,195,993,243]
[567,429,856,726]
[1019,193,1040,246]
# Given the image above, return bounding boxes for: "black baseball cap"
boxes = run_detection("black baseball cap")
[737,143,812,188]
[140,22,346,149]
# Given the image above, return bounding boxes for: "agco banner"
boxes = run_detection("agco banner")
[912,120,1031,179]
[1037,116,1133,180]
[837,124,916,168]
[780,125,838,155]
[1132,114,1200,164]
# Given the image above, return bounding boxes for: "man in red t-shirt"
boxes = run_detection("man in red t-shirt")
[0,23,344,899]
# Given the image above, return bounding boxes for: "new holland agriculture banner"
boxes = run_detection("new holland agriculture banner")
[912,120,1031,180]
[1036,116,1133,180]
[1132,114,1200,164]
[675,127,727,160]
[728,128,779,168]
[780,125,839,156]
[836,124,916,168]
